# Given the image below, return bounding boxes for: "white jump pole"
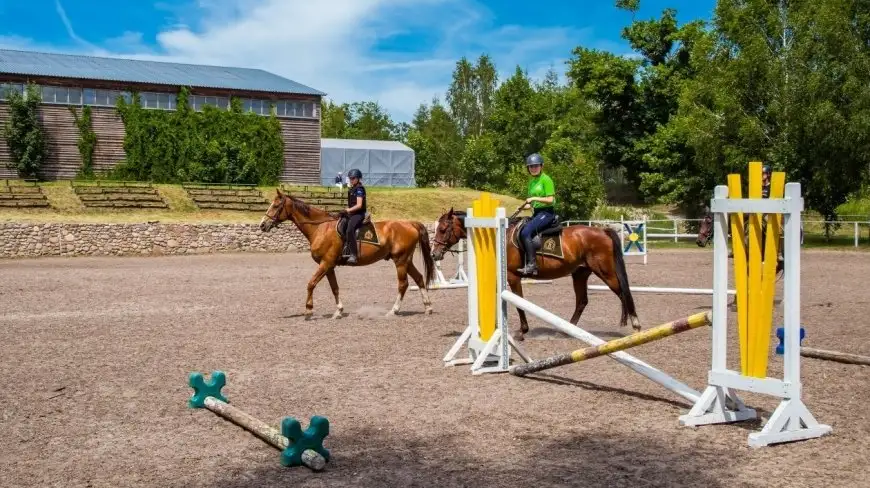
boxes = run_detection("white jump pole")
[587,285,737,296]
[500,290,701,404]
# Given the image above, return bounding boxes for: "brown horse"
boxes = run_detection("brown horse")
[430,208,640,340]
[696,210,785,278]
[259,189,436,318]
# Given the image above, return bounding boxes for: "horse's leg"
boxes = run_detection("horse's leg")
[387,260,410,316]
[305,262,331,318]
[406,259,433,315]
[325,268,343,319]
[507,273,530,341]
[569,267,592,324]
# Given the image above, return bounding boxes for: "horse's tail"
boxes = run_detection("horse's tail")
[604,227,639,328]
[413,221,436,289]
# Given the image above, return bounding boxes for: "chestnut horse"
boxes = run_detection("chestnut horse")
[259,189,436,318]
[430,208,640,340]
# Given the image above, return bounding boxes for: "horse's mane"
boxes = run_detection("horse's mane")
[285,194,337,220]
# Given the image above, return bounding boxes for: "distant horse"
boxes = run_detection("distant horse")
[259,189,436,318]
[430,208,640,341]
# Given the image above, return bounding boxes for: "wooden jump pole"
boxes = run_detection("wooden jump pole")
[510,311,712,377]
[801,347,870,366]
[188,371,331,471]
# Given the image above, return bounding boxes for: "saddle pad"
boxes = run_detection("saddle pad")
[358,222,380,246]
[510,223,564,259]
[337,221,381,246]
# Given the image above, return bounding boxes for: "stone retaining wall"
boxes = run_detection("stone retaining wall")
[0,222,438,258]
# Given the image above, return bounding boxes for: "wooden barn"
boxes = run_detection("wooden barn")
[0,48,325,183]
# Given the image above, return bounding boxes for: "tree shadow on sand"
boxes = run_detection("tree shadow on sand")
[206,426,730,488]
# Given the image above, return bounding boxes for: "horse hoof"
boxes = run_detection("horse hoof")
[512,332,525,342]
[332,311,343,319]
[425,307,433,315]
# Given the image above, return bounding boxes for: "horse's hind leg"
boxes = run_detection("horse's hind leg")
[587,254,640,331]
[406,260,433,315]
[570,267,592,325]
[507,273,530,341]
[325,269,343,319]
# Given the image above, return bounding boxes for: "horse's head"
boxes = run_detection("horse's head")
[696,208,714,247]
[260,188,291,232]
[431,208,467,261]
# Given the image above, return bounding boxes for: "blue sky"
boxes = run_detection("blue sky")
[0,0,717,122]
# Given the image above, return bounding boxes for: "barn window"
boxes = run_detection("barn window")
[0,83,23,100]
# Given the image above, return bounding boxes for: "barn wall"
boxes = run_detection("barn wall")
[90,107,127,173]
[279,117,321,184]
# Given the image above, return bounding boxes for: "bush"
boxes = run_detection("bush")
[2,83,47,178]
[111,87,283,184]
[69,105,96,179]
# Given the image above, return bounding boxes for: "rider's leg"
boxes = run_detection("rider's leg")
[345,213,364,263]
[518,209,554,274]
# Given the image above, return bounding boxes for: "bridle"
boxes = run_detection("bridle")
[434,214,464,256]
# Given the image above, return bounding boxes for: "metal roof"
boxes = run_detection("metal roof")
[321,138,413,151]
[0,48,325,96]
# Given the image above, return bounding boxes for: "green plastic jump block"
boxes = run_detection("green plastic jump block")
[188,371,228,408]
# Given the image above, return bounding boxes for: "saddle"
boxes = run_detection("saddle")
[511,215,565,259]
[336,212,380,251]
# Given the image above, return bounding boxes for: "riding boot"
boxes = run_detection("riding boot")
[517,246,538,276]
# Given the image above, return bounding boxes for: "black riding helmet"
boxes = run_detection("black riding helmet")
[347,168,362,179]
[525,153,544,167]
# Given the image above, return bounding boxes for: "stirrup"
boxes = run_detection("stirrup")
[517,264,538,276]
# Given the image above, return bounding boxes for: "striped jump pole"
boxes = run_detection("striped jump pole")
[188,371,331,471]
[510,311,711,377]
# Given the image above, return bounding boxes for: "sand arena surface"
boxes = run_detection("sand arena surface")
[1,249,868,487]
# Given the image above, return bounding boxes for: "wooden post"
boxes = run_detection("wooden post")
[509,312,711,377]
[800,347,870,366]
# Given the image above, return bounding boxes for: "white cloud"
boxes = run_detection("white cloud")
[6,0,602,122]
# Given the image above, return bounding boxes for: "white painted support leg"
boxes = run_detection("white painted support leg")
[443,324,474,367]
[747,399,832,448]
[678,385,756,427]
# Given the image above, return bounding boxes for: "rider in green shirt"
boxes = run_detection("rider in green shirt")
[518,153,556,276]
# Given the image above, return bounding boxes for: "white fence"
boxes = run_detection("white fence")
[562,218,870,248]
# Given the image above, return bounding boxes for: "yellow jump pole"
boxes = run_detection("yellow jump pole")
[509,312,712,377]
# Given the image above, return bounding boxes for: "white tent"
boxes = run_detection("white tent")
[320,138,415,187]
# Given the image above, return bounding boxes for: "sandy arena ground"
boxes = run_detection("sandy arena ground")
[1,249,869,487]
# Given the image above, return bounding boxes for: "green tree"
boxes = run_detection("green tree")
[321,99,350,138]
[446,54,498,137]
[408,99,463,186]
[2,83,46,178]
[345,101,398,140]
[649,0,870,220]
[567,4,705,196]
